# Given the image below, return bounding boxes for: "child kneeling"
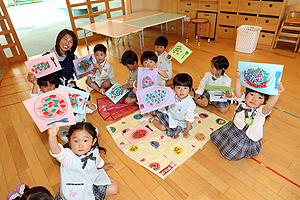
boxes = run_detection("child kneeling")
[139,73,196,139]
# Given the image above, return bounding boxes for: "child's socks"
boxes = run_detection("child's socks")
[139,115,154,123]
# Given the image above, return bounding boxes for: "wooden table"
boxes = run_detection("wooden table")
[80,20,143,63]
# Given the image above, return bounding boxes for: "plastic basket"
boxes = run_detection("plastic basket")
[235,25,262,53]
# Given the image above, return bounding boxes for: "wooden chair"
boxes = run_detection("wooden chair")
[273,4,300,52]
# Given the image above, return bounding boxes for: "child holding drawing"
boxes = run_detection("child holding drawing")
[155,36,173,86]
[86,44,115,95]
[194,55,233,113]
[210,69,284,160]
[139,73,196,139]
[121,50,139,104]
[49,122,118,200]
[29,74,56,98]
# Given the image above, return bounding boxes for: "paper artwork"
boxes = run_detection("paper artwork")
[168,42,192,64]
[122,124,156,145]
[238,61,284,95]
[204,85,235,93]
[105,83,130,104]
[137,68,158,90]
[73,54,96,76]
[136,86,176,114]
[25,52,62,78]
[58,85,90,114]
[23,87,76,132]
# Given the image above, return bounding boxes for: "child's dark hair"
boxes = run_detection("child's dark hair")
[20,186,53,200]
[37,74,56,87]
[173,73,193,90]
[94,44,107,54]
[140,51,158,65]
[66,122,106,153]
[55,29,77,57]
[121,50,138,65]
[245,88,270,104]
[155,36,168,48]
[211,55,229,75]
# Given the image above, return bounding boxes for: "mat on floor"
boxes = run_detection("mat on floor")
[106,106,227,179]
[97,97,139,121]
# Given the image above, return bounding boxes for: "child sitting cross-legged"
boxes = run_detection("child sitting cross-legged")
[139,73,196,139]
[86,44,115,95]
[49,122,118,200]
[29,74,56,98]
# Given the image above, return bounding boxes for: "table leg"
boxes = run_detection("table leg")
[139,31,142,55]
[142,30,145,52]
[166,22,168,34]
[182,18,184,38]
[106,36,108,44]
[84,30,89,50]
[161,24,163,34]
[122,38,125,46]
[127,35,130,47]
[117,37,121,63]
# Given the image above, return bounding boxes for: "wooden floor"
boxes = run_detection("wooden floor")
[0,28,300,200]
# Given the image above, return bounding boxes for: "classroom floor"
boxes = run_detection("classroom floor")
[0,28,300,199]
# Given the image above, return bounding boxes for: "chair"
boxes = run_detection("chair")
[186,18,211,46]
[273,4,300,52]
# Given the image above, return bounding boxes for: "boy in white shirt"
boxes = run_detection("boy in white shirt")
[86,44,115,95]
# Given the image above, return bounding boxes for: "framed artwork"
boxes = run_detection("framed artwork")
[238,61,284,95]
[25,52,62,78]
[23,87,76,132]
[58,85,90,114]
[136,86,176,114]
[122,124,156,145]
[137,68,158,90]
[168,42,192,64]
[105,83,130,104]
[73,54,96,76]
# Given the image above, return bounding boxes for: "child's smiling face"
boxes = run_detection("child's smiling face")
[155,45,166,56]
[142,59,156,69]
[94,50,106,64]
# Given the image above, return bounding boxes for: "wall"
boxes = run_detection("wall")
[131,0,160,12]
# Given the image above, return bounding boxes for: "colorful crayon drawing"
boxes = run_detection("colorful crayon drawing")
[137,68,158,90]
[238,61,284,95]
[73,54,96,76]
[23,87,76,132]
[105,83,130,104]
[123,124,156,145]
[58,85,90,114]
[25,52,62,78]
[136,86,176,114]
[168,42,192,64]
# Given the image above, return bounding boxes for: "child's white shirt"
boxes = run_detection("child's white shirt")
[195,72,232,95]
[29,90,44,98]
[234,93,271,141]
[75,102,97,122]
[156,51,172,80]
[88,58,115,85]
[50,143,105,169]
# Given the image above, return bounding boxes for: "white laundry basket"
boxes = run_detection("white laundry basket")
[235,25,262,53]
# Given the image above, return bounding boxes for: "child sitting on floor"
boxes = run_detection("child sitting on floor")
[210,69,284,160]
[29,74,56,98]
[154,36,173,86]
[49,122,118,200]
[121,50,139,104]
[139,73,196,139]
[194,55,233,113]
[86,44,115,95]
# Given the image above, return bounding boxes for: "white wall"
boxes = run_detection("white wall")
[131,0,160,12]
